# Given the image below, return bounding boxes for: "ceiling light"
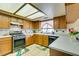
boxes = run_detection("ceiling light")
[16,4,38,16]
[27,12,45,19]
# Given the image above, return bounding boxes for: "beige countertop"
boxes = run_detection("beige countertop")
[49,35,79,56]
[0,35,12,38]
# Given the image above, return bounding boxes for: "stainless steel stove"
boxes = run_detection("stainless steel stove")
[9,31,26,52]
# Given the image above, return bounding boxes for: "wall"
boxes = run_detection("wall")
[67,19,79,31]
[66,3,79,31]
[0,29,9,36]
[66,3,79,24]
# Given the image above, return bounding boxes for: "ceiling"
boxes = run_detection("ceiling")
[0,3,66,21]
[32,3,65,21]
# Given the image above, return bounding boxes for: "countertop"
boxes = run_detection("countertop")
[49,34,79,56]
[33,33,60,36]
[0,35,12,38]
[1,33,79,55]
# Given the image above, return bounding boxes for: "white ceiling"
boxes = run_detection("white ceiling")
[32,3,66,20]
[0,3,24,13]
[0,3,66,21]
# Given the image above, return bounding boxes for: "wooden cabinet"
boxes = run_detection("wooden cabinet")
[23,20,33,29]
[25,35,33,46]
[36,35,42,45]
[23,20,30,29]
[32,21,40,29]
[29,21,33,29]
[50,48,71,56]
[54,15,67,29]
[25,34,48,47]
[0,37,12,56]
[54,18,59,29]
[31,34,39,44]
[33,34,48,47]
[66,4,79,24]
[0,15,10,29]
[42,35,48,47]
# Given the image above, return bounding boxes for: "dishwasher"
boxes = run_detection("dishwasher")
[48,36,58,45]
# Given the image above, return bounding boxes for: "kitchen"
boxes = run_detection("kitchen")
[0,3,79,56]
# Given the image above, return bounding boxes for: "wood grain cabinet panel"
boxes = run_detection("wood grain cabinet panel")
[32,21,40,29]
[0,15,10,29]
[0,37,12,56]
[33,34,48,47]
[25,35,33,46]
[66,4,79,24]
[26,34,48,47]
[37,35,42,45]
[54,15,67,29]
[50,49,71,56]
[23,20,30,29]
[42,35,48,47]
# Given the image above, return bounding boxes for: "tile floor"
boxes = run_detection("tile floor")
[7,44,50,56]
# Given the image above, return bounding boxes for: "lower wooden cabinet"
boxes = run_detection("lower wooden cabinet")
[33,34,48,47]
[37,35,42,45]
[25,34,48,47]
[0,37,12,56]
[42,35,48,47]
[25,35,33,46]
[50,49,71,56]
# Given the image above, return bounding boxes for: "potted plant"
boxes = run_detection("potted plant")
[69,28,79,40]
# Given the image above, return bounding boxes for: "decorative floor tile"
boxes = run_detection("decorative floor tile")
[7,44,50,56]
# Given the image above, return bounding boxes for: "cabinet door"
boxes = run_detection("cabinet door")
[0,37,12,56]
[34,35,38,44]
[42,35,48,47]
[0,15,10,29]
[50,49,71,56]
[66,4,79,24]
[54,19,59,29]
[26,35,33,46]
[37,35,42,45]
[23,20,30,29]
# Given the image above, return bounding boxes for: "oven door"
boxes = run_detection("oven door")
[14,38,25,49]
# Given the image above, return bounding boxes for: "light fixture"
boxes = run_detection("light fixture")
[16,4,38,16]
[27,12,45,19]
[0,3,24,13]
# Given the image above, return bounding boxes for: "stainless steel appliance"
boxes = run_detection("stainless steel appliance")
[48,36,58,45]
[9,31,26,52]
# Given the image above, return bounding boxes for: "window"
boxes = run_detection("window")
[40,20,54,33]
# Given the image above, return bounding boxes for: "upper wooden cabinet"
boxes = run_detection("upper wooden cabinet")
[66,4,79,24]
[23,20,30,29]
[32,21,40,29]
[23,20,33,29]
[11,17,23,24]
[54,15,67,29]
[0,15,10,29]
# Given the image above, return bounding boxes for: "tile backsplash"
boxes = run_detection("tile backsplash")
[0,29,10,36]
